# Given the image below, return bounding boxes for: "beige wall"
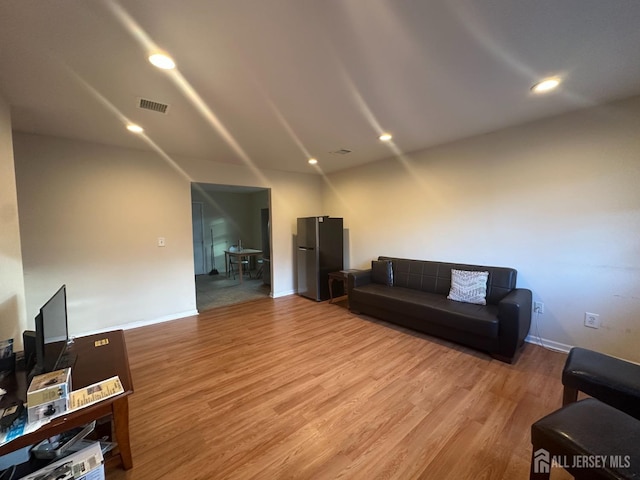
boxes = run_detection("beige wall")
[0,95,27,347]
[13,133,322,337]
[325,95,640,361]
[14,134,198,335]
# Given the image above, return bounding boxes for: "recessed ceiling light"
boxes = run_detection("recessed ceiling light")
[126,124,144,133]
[379,133,392,142]
[531,78,561,94]
[308,158,318,165]
[149,53,176,70]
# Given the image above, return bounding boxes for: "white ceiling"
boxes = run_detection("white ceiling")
[1,1,640,175]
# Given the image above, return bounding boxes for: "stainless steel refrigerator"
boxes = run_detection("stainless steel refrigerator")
[297,216,344,301]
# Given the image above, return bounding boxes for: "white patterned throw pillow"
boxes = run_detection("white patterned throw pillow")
[447,269,489,305]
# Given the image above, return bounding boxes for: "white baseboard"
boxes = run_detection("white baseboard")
[525,334,572,353]
[75,309,199,338]
[273,289,296,298]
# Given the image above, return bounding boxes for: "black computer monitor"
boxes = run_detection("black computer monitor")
[34,285,74,374]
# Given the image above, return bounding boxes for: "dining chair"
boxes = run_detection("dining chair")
[228,245,251,280]
[255,256,264,279]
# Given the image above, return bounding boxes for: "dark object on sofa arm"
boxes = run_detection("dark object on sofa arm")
[347,257,532,363]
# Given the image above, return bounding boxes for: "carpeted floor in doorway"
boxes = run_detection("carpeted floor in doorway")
[195,273,271,311]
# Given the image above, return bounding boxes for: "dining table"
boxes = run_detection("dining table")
[224,248,262,284]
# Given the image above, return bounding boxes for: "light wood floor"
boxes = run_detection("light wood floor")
[106,295,571,480]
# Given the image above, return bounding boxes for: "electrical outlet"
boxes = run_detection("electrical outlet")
[534,302,544,314]
[157,237,166,247]
[584,312,600,329]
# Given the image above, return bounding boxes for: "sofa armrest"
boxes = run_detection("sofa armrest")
[348,269,372,294]
[496,288,532,362]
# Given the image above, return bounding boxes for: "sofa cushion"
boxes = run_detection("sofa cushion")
[447,269,489,305]
[371,260,393,286]
[351,284,499,338]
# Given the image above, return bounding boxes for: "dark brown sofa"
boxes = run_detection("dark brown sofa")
[347,256,532,363]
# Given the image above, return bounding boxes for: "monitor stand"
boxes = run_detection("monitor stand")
[55,352,78,371]
[26,353,77,385]
[27,365,43,386]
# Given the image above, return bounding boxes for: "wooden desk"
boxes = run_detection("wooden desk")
[0,330,134,470]
[224,249,262,284]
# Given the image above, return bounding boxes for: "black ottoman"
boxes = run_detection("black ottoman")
[530,398,640,479]
[562,347,640,420]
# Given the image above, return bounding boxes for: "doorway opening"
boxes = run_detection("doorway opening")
[190,183,272,311]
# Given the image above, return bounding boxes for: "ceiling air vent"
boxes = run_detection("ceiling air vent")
[138,97,169,114]
[330,149,352,155]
